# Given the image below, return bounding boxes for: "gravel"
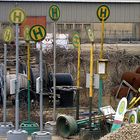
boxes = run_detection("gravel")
[100,124,140,140]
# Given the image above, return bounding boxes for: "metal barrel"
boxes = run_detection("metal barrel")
[56,115,78,138]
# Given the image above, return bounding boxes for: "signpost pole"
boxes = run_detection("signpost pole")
[72,32,81,120]
[15,23,19,131]
[53,22,56,121]
[89,42,94,130]
[99,18,104,111]
[39,42,43,131]
[3,43,7,123]
[100,17,104,59]
[86,28,95,130]
[1,26,14,137]
[29,25,50,139]
[97,5,110,112]
[7,7,28,140]
[49,5,60,121]
[76,38,81,120]
[27,42,31,123]
[20,26,39,135]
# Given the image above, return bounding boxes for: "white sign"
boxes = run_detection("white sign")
[86,73,99,89]
[98,62,106,74]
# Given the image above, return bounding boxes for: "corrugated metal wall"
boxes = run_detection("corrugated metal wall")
[0,2,140,23]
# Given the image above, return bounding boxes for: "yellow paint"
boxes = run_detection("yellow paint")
[129,97,137,106]
[89,43,94,97]
[27,42,30,80]
[77,44,81,87]
[24,26,30,42]
[9,7,26,24]
[3,26,14,43]
[100,17,104,59]
[30,25,46,42]
[97,5,110,21]
[72,33,80,48]
[129,96,140,109]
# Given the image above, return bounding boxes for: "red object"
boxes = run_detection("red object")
[121,72,140,86]
[20,16,46,37]
[135,67,140,74]
[111,86,130,99]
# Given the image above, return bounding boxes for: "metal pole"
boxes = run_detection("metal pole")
[15,23,19,130]
[77,45,80,88]
[40,42,43,131]
[76,43,81,120]
[99,78,103,111]
[100,18,104,59]
[27,42,31,122]
[89,42,94,129]
[99,17,104,113]
[76,90,79,120]
[53,22,56,121]
[3,43,7,123]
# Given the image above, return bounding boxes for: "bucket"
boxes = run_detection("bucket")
[44,121,56,135]
[31,131,52,140]
[56,115,77,138]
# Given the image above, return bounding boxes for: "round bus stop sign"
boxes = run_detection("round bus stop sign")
[97,5,110,21]
[49,5,60,21]
[29,25,46,42]
[9,7,26,24]
[72,32,80,48]
[3,26,14,43]
[23,25,31,42]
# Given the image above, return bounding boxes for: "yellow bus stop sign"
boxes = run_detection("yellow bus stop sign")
[72,32,80,48]
[23,25,31,42]
[86,27,95,42]
[29,25,46,42]
[9,7,26,24]
[97,5,110,21]
[49,5,60,21]
[3,26,14,43]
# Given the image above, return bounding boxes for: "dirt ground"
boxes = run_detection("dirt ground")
[0,43,140,139]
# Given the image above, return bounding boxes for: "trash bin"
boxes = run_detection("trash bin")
[59,89,74,107]
[47,73,74,107]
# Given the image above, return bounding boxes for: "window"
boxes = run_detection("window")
[75,24,82,31]
[57,24,65,32]
[66,24,73,30]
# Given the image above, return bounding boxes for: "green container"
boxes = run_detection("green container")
[56,115,78,138]
[20,121,39,135]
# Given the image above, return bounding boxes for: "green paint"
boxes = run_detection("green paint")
[98,79,103,112]
[97,5,110,21]
[72,32,80,48]
[118,101,125,115]
[49,5,60,21]
[13,12,22,23]
[28,80,31,122]
[33,27,43,40]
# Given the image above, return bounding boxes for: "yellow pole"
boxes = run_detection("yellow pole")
[27,42,30,81]
[27,42,31,122]
[89,42,94,129]
[129,96,140,109]
[100,16,104,59]
[89,43,94,97]
[77,45,81,87]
